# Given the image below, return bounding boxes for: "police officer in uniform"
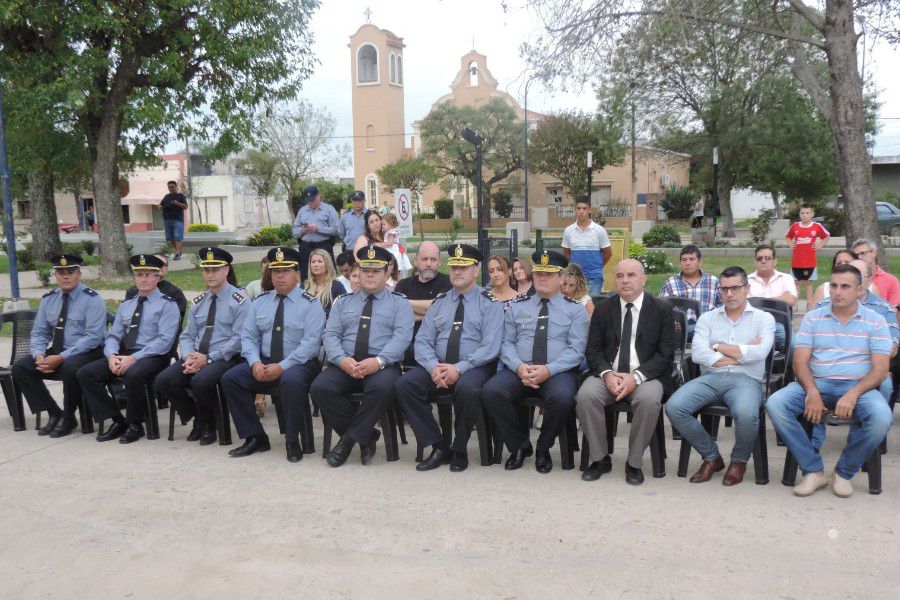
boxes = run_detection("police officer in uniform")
[338,190,367,251]
[11,254,106,437]
[481,250,589,474]
[311,244,413,467]
[292,185,339,282]
[154,247,250,445]
[395,244,504,472]
[76,254,181,443]
[220,246,326,461]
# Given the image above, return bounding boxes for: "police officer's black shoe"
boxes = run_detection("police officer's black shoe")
[625,463,645,485]
[228,434,271,457]
[449,451,469,472]
[186,420,203,442]
[327,436,355,467]
[198,425,217,446]
[504,444,533,471]
[119,423,145,444]
[416,447,451,471]
[38,414,61,436]
[96,421,127,442]
[360,430,381,466]
[48,414,78,438]
[286,440,303,463]
[535,448,553,474]
[581,456,612,481]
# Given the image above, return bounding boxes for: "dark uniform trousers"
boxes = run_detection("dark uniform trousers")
[154,357,243,426]
[298,239,334,283]
[396,363,495,453]
[11,348,104,416]
[481,367,578,453]
[220,359,320,440]
[310,364,401,447]
[76,355,172,423]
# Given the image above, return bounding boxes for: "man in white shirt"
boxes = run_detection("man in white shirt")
[747,244,796,350]
[562,196,612,296]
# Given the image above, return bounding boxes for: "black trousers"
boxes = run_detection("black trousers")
[154,357,243,426]
[395,363,495,453]
[76,355,171,424]
[481,367,578,452]
[220,360,320,440]
[298,238,335,283]
[310,364,401,447]
[11,348,104,416]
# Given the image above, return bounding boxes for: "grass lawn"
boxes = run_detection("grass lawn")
[0,255,7,272]
[82,262,264,291]
[0,297,122,337]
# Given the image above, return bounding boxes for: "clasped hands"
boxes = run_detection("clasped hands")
[603,371,637,401]
[430,363,460,389]
[804,388,857,423]
[34,354,65,374]
[251,361,284,382]
[107,354,137,375]
[340,357,380,380]
[182,352,210,375]
[517,364,550,389]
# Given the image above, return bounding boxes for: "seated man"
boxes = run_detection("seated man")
[766,264,893,498]
[76,255,180,443]
[220,247,325,461]
[852,238,900,307]
[747,244,796,350]
[395,244,504,472]
[659,244,722,333]
[666,266,775,486]
[481,250,589,474]
[11,254,106,437]
[311,244,413,467]
[394,241,452,364]
[576,259,674,485]
[124,253,187,319]
[154,247,250,446]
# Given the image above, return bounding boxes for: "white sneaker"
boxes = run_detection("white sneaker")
[793,472,828,496]
[831,472,854,497]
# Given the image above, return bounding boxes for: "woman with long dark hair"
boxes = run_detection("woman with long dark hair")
[353,210,385,255]
[812,249,858,304]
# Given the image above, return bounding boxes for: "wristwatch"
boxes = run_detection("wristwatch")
[712,343,721,353]
[206,357,213,365]
[376,356,386,370]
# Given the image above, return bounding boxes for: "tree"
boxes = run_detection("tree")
[529,110,625,198]
[378,156,438,239]
[236,150,280,226]
[0,0,318,278]
[493,189,515,218]
[660,186,699,220]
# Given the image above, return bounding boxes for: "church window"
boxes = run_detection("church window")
[397,55,403,84]
[357,44,378,83]
[468,61,478,86]
[366,175,379,207]
[390,53,397,84]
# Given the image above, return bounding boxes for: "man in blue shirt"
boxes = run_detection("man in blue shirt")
[561,195,612,295]
[337,190,367,251]
[293,185,339,282]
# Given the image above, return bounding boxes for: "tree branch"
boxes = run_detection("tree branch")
[785,0,825,31]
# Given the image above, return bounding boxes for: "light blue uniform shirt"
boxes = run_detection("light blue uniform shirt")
[691,302,776,381]
[105,287,180,359]
[180,283,251,362]
[501,292,589,375]
[323,288,414,366]
[293,202,339,242]
[816,291,899,347]
[31,283,107,359]
[241,285,325,371]
[414,285,504,374]
[337,208,366,248]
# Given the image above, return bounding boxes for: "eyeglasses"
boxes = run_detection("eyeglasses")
[856,249,873,257]
[755,256,774,262]
[720,284,746,295]
[133,272,159,279]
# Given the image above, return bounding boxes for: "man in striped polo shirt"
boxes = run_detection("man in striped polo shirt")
[766,264,893,498]
[562,196,612,296]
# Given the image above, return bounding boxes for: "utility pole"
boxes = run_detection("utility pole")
[0,77,21,301]
[586,151,593,205]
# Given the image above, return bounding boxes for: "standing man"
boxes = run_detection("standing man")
[851,238,900,307]
[76,255,180,443]
[766,264,893,498]
[660,244,723,328]
[11,254,107,437]
[219,247,325,461]
[562,195,612,296]
[395,244,504,472]
[394,241,452,362]
[576,259,674,485]
[125,253,187,319]
[666,266,775,486]
[293,185,339,282]
[311,245,413,467]
[786,203,830,310]
[338,190,367,251]
[481,250,589,474]
[154,248,250,445]
[160,180,188,260]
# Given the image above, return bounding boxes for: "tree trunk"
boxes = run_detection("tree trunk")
[263,196,272,225]
[27,168,61,261]
[717,169,735,237]
[771,192,782,219]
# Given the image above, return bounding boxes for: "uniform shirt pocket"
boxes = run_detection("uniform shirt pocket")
[549,314,570,342]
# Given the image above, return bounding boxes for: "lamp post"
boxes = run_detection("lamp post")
[0,78,20,300]
[522,73,543,226]
[711,146,719,234]
[461,127,487,284]
[586,151,593,205]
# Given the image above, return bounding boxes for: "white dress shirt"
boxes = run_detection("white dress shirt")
[602,293,647,383]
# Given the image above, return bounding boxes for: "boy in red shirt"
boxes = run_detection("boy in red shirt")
[787,203,830,311]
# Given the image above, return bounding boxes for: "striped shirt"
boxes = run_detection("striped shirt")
[561,220,611,280]
[659,271,723,323]
[816,291,899,347]
[795,302,892,381]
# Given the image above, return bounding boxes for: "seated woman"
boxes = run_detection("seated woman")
[487,255,520,308]
[562,263,595,319]
[353,210,385,255]
[385,255,400,291]
[512,255,535,297]
[812,249,872,305]
[304,249,346,317]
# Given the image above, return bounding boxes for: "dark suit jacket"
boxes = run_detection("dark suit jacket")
[586,293,675,395]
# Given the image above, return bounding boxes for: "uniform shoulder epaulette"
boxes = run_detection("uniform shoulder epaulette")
[302,291,317,302]
[253,290,272,301]
[513,293,531,303]
[391,290,408,298]
[333,291,351,302]
[161,294,175,302]
[42,289,58,298]
[434,291,448,301]
[232,291,247,304]
[192,291,208,305]
[481,290,499,302]
[563,296,579,304]
[83,287,98,296]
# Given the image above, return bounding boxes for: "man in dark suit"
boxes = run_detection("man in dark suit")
[576,258,674,485]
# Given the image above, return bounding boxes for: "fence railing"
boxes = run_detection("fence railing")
[468,206,527,220]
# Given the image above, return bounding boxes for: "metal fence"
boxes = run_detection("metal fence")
[468,206,527,220]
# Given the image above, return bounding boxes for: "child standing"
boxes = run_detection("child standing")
[787,203,830,311]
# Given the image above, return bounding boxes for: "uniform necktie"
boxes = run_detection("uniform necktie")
[270,295,286,363]
[354,294,375,360]
[198,294,217,355]
[532,298,550,365]
[120,296,146,354]
[617,302,634,373]
[47,293,69,356]
[445,294,465,364]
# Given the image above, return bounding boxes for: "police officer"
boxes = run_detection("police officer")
[154,247,250,445]
[311,244,413,467]
[76,255,181,443]
[481,250,589,474]
[219,246,326,462]
[11,254,106,437]
[292,185,339,282]
[395,244,504,472]
[338,190,367,251]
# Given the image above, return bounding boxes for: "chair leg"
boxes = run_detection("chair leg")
[1,375,27,432]
[437,402,453,449]
[381,409,399,462]
[322,426,333,458]
[752,411,769,485]
[677,438,692,478]
[300,394,315,454]
[866,447,882,495]
[216,386,232,446]
[394,401,408,445]
[167,404,177,441]
[724,416,733,428]
[78,396,94,434]
[650,413,666,478]
[579,433,590,471]
[475,407,493,467]
[145,384,160,440]
[710,415,721,441]
[559,414,576,470]
[605,408,616,455]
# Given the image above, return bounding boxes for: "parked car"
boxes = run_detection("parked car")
[877,202,900,237]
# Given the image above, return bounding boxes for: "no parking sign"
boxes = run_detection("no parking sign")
[395,188,413,239]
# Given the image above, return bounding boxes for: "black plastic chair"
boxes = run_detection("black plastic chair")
[167,383,235,446]
[660,296,701,325]
[99,380,163,439]
[0,309,37,432]
[748,297,792,315]
[490,395,579,470]
[321,392,401,461]
[579,407,667,477]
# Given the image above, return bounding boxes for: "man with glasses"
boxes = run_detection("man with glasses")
[851,238,900,307]
[125,253,187,319]
[666,266,775,486]
[747,244,796,350]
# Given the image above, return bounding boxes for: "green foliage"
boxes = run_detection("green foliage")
[628,240,647,257]
[750,209,775,244]
[492,189,514,218]
[35,262,53,287]
[434,199,454,219]
[630,250,675,275]
[278,223,294,242]
[443,218,464,245]
[642,225,682,248]
[187,223,220,232]
[377,157,438,198]
[785,201,846,237]
[247,226,293,247]
[80,240,96,256]
[415,212,436,220]
[660,186,698,220]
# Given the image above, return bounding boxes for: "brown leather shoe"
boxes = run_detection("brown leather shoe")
[722,461,747,486]
[689,456,725,483]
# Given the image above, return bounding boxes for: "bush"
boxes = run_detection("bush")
[415,212,436,220]
[750,209,775,244]
[277,223,294,243]
[443,218,463,245]
[492,189,514,218]
[434,198,454,219]
[660,185,698,220]
[628,240,647,258]
[642,224,682,248]
[80,240,96,256]
[35,262,53,287]
[629,245,675,275]
[187,223,220,232]
[247,226,292,247]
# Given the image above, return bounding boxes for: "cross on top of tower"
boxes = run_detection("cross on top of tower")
[364,7,372,23]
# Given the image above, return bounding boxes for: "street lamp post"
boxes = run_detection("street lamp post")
[522,73,543,227]
[461,127,487,284]
[0,78,21,300]
[586,151,593,205]
[711,146,719,235]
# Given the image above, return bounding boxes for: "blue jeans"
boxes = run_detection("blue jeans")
[809,376,893,449]
[665,372,762,463]
[163,218,184,242]
[766,380,892,479]
[587,277,603,297]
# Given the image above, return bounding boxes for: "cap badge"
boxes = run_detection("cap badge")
[275,248,284,262]
[367,247,376,259]
[540,253,549,265]
[139,256,146,266]
[60,257,67,266]
[206,251,214,261]
[455,246,463,257]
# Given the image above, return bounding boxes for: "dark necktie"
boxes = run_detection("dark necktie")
[618,302,634,373]
[445,295,465,364]
[120,296,146,354]
[532,298,550,365]
[354,294,375,360]
[270,295,286,363]
[198,294,217,355]
[47,293,69,356]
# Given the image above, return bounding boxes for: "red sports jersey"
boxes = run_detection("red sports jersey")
[787,221,830,268]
